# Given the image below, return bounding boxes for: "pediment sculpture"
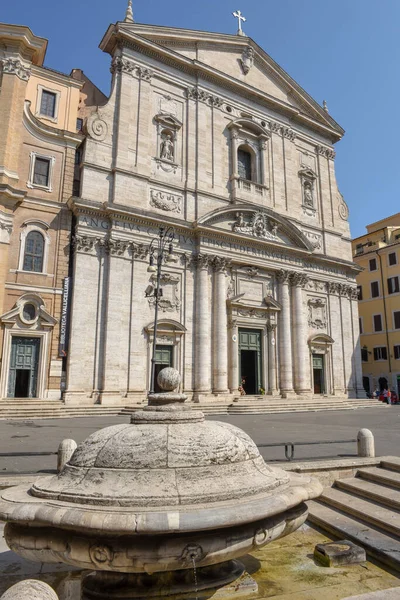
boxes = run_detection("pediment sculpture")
[232,211,279,241]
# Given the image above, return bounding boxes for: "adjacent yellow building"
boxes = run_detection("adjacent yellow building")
[352,213,400,396]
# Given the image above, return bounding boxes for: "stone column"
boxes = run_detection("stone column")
[228,318,239,393]
[328,282,345,395]
[212,258,229,393]
[277,270,295,396]
[194,255,211,395]
[267,322,278,394]
[291,273,310,394]
[350,286,365,397]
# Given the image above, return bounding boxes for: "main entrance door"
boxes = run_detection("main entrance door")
[7,337,41,398]
[153,345,173,393]
[239,329,262,395]
[312,354,325,394]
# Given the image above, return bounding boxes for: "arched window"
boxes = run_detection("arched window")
[23,231,44,272]
[237,147,253,181]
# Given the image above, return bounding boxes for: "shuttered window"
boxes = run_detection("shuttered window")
[23,231,44,273]
[32,157,50,187]
[237,148,252,181]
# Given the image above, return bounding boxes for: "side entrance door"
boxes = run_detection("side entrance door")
[153,345,173,393]
[312,354,325,394]
[7,337,41,398]
[239,329,262,395]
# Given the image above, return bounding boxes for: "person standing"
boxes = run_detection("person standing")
[387,389,392,405]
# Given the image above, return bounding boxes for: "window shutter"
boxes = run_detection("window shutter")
[40,91,56,118]
[33,158,50,186]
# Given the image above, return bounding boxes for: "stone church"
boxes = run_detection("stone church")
[65,6,364,405]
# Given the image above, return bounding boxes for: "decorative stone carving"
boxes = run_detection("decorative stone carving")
[131,243,149,260]
[111,56,153,81]
[186,87,223,107]
[89,544,114,566]
[0,580,59,599]
[86,113,108,141]
[349,286,358,300]
[282,127,296,141]
[212,257,231,272]
[338,192,349,221]
[148,272,181,313]
[307,280,327,293]
[1,57,31,81]
[327,281,340,295]
[237,308,266,319]
[302,230,322,250]
[232,211,278,241]
[159,95,178,116]
[290,273,308,287]
[316,145,336,160]
[276,269,293,284]
[308,298,327,329]
[73,234,98,253]
[245,266,259,278]
[192,254,211,270]
[150,189,182,213]
[269,121,282,134]
[107,239,130,256]
[227,278,235,299]
[240,46,254,75]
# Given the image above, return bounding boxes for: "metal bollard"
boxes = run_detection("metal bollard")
[57,438,77,472]
[0,580,59,599]
[357,428,375,458]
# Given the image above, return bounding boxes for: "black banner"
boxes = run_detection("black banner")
[58,277,71,357]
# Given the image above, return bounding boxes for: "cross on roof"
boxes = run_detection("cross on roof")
[232,10,246,36]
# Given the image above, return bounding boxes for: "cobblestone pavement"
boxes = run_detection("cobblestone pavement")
[0,405,397,474]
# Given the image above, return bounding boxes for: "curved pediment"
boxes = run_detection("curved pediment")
[196,204,314,252]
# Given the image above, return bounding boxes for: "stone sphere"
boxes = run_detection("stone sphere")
[1,580,59,600]
[157,367,180,391]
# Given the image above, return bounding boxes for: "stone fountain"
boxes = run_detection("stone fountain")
[0,368,322,599]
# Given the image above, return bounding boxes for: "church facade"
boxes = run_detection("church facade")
[65,14,364,405]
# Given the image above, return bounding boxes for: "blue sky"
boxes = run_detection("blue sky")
[3,0,399,238]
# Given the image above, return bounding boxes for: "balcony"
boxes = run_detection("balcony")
[231,176,269,202]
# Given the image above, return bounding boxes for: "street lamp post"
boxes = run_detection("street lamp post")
[146,226,175,394]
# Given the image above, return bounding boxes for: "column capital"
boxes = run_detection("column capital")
[276,269,294,284]
[212,257,232,272]
[193,253,212,270]
[266,322,277,333]
[290,272,308,288]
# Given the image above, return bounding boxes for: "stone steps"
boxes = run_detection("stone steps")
[308,460,400,571]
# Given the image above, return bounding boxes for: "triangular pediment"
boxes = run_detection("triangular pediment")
[196,204,314,252]
[102,23,343,138]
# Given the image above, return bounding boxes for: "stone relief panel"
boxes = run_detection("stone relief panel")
[299,151,316,172]
[149,189,182,214]
[308,297,327,330]
[238,279,264,304]
[148,272,181,313]
[231,211,280,241]
[305,279,327,293]
[302,230,322,250]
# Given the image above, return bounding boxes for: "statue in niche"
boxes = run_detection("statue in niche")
[235,212,245,227]
[303,181,314,207]
[240,46,254,75]
[160,132,174,162]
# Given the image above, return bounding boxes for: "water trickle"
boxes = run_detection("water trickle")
[191,553,199,600]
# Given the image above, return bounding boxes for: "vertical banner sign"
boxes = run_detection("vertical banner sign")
[59,277,71,357]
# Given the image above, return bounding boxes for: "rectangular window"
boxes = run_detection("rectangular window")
[373,346,387,361]
[369,258,377,271]
[373,314,383,332]
[357,285,363,300]
[371,281,379,298]
[388,276,400,294]
[76,118,83,131]
[394,311,400,329]
[359,317,363,334]
[40,90,57,118]
[361,348,368,362]
[394,345,400,360]
[32,157,50,187]
[355,244,363,255]
[389,252,397,266]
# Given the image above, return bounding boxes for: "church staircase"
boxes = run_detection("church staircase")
[308,457,400,572]
[0,396,384,420]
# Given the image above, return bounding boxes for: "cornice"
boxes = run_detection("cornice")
[31,65,83,88]
[23,101,83,148]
